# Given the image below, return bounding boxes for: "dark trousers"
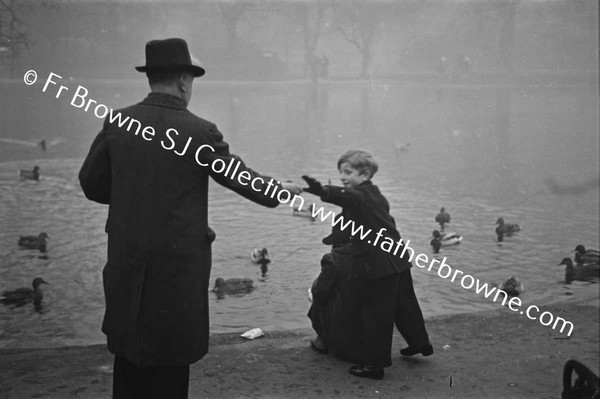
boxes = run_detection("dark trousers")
[394,269,430,348]
[355,273,399,368]
[113,356,190,399]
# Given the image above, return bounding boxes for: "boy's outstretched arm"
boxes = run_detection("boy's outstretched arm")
[301,175,325,196]
[301,175,363,209]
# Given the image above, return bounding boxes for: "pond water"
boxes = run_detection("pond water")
[0,77,598,348]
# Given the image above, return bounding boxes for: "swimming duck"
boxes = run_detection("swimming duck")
[430,236,442,254]
[394,141,410,155]
[18,232,49,252]
[435,207,451,229]
[495,217,521,242]
[432,230,463,247]
[251,248,271,264]
[499,276,524,298]
[212,278,254,295]
[559,258,600,284]
[292,203,316,221]
[574,245,600,266]
[1,277,49,305]
[19,165,40,180]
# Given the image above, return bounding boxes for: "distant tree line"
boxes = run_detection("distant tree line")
[1,0,596,79]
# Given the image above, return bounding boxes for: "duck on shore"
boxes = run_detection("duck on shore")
[559,258,600,284]
[495,217,521,242]
[574,245,600,266]
[19,165,40,181]
[435,207,451,230]
[1,277,49,305]
[18,232,49,252]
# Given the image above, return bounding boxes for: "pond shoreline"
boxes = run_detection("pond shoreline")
[1,70,596,87]
[1,296,598,398]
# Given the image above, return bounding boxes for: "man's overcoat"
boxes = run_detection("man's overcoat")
[79,93,281,367]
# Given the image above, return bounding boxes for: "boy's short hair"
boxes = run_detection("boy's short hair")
[337,149,378,178]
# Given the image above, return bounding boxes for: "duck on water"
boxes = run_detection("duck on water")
[19,165,40,181]
[430,230,463,253]
[435,207,451,230]
[558,258,600,284]
[495,217,521,242]
[292,203,316,221]
[574,245,600,266]
[212,278,254,299]
[18,232,50,252]
[490,276,524,300]
[251,248,271,265]
[1,277,49,306]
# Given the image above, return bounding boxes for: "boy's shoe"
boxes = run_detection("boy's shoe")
[400,343,434,357]
[310,336,328,354]
[349,364,384,380]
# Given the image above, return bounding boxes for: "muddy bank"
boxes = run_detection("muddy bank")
[1,297,598,398]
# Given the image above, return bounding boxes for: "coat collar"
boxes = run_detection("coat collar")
[139,92,187,110]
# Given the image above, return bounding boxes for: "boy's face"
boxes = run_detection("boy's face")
[339,162,369,188]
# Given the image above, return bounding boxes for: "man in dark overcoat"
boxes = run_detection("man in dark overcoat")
[79,38,301,398]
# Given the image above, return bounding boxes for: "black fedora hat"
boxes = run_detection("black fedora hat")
[135,38,205,77]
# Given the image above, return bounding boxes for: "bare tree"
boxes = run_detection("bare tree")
[0,0,30,72]
[303,1,330,78]
[215,3,248,56]
[450,0,519,72]
[330,0,382,78]
[273,1,331,78]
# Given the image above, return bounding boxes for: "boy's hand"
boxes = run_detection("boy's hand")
[302,175,325,196]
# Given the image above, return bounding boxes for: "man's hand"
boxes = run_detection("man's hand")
[281,181,302,196]
[301,175,325,196]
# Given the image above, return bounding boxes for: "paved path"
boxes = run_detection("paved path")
[1,298,598,398]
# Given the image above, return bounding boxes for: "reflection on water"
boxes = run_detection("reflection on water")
[1,80,598,348]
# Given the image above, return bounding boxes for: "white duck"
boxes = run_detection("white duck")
[432,230,463,246]
[251,247,271,264]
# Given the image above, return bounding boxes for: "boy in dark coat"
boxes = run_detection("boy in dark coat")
[303,149,431,380]
[307,244,363,363]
